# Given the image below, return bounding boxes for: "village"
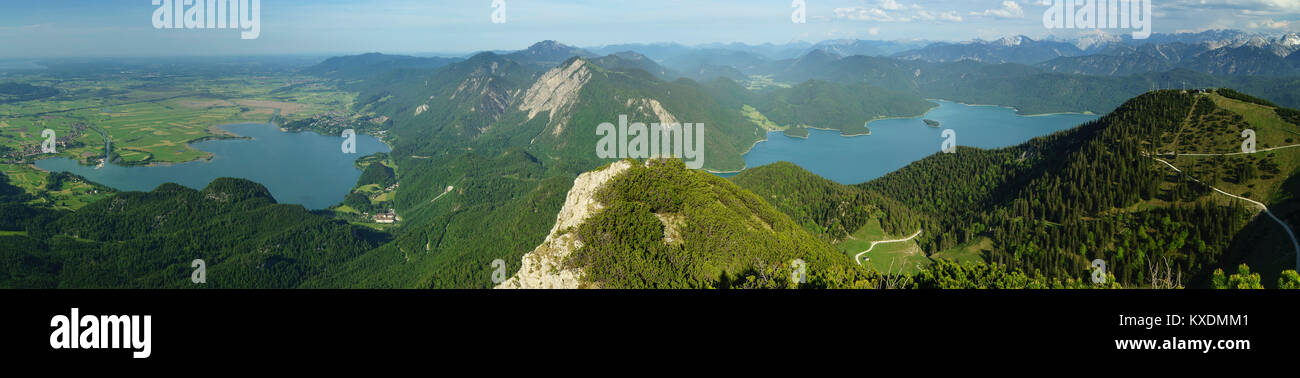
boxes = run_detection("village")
[2,122,89,164]
[359,181,401,224]
[281,110,390,143]
[371,180,400,224]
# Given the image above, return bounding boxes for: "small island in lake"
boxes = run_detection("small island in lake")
[923,119,941,127]
[782,126,810,139]
[842,121,872,136]
[842,127,871,137]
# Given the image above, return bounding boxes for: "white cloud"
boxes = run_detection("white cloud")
[879,0,905,11]
[912,10,964,22]
[869,27,881,35]
[972,1,1025,19]
[833,1,961,23]
[1159,0,1300,17]
[1249,19,1292,30]
[1213,0,1300,12]
[834,7,897,22]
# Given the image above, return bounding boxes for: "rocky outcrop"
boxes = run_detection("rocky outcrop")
[496,160,632,289]
[452,74,514,120]
[519,59,592,136]
[626,98,679,125]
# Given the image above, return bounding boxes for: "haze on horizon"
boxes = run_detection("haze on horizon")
[1,0,1298,59]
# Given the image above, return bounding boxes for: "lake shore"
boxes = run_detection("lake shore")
[864,101,942,128]
[34,121,392,210]
[52,120,395,170]
[934,99,1096,117]
[711,100,1098,183]
[714,106,931,174]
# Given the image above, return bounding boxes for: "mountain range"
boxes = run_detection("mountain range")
[892,35,1085,65]
[578,30,1300,77]
[217,36,1300,288]
[7,31,1300,289]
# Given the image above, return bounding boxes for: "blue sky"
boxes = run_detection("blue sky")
[1,0,1297,58]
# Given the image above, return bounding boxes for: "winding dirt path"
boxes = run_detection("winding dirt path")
[1160,143,1300,157]
[854,230,922,266]
[1152,157,1300,270]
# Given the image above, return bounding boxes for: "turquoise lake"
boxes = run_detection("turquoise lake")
[718,100,1100,184]
[36,123,390,210]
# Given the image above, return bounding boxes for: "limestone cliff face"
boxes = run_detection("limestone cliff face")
[626,98,679,125]
[496,160,631,289]
[519,59,592,136]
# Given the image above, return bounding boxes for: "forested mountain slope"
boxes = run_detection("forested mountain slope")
[855,90,1300,287]
[1,177,388,288]
[752,80,934,135]
[892,36,1084,65]
[1039,42,1300,78]
[731,162,923,243]
[302,53,462,81]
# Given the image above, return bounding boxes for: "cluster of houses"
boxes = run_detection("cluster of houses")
[373,209,401,224]
[370,182,400,224]
[3,122,88,163]
[291,112,387,132]
[350,178,401,224]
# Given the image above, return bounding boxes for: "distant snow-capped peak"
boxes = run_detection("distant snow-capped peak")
[995,35,1026,46]
[1071,32,1121,51]
[1281,33,1300,47]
